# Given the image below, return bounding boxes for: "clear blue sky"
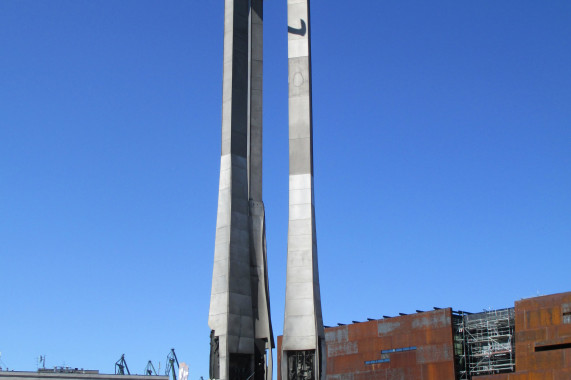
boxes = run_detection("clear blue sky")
[1,1,570,379]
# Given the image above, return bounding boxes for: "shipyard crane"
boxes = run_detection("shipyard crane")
[164,349,179,380]
[144,361,157,376]
[115,354,130,375]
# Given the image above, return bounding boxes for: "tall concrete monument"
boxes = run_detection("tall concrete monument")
[281,1,326,379]
[208,0,274,379]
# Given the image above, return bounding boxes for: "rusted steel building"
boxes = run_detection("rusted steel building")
[476,292,571,380]
[278,308,458,380]
[277,291,571,380]
[324,308,456,379]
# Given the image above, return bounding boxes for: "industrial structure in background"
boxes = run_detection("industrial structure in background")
[0,370,169,380]
[455,308,516,378]
[115,356,130,376]
[0,350,185,380]
[276,291,571,380]
[164,350,179,380]
[144,362,157,377]
[208,0,274,379]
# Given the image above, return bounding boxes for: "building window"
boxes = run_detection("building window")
[364,359,390,365]
[381,346,417,354]
[535,342,571,352]
[563,303,571,324]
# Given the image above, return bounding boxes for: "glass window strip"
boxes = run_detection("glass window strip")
[381,346,417,354]
[364,359,390,365]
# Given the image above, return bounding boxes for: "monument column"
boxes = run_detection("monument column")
[209,1,273,379]
[281,0,326,379]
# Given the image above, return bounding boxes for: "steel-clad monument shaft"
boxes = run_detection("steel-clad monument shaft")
[208,0,274,379]
[281,0,326,379]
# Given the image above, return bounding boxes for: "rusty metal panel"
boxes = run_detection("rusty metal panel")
[471,374,510,380]
[515,307,526,330]
[278,293,571,380]
[388,351,416,368]
[355,336,382,354]
[328,341,359,358]
[554,322,571,339]
[421,362,455,379]
[333,352,368,373]
[348,320,379,341]
[378,320,403,335]
[538,306,561,326]
[507,372,531,380]
[327,374,355,380]
[553,368,571,380]
[411,313,451,330]
[389,333,413,349]
[424,326,456,345]
[516,327,547,343]
[354,371,387,380]
[416,344,453,364]
[386,367,414,380]
[322,309,455,380]
[528,350,565,371]
[327,326,349,343]
[526,309,543,330]
[515,341,534,363]
[514,292,571,373]
[528,370,554,380]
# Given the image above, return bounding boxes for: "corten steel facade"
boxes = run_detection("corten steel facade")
[278,308,456,380]
[276,292,571,380]
[476,292,571,380]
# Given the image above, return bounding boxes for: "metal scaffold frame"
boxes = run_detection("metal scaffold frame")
[454,308,515,379]
[452,314,469,380]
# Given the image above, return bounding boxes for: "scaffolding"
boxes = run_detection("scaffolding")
[454,308,515,379]
[452,313,469,380]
